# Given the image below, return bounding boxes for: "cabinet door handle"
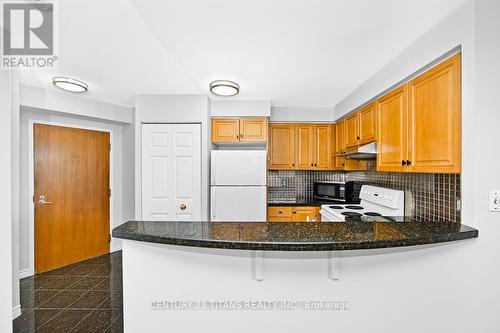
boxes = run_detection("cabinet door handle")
[236,134,239,140]
[407,160,411,165]
[311,163,314,167]
[402,160,407,166]
[357,136,360,140]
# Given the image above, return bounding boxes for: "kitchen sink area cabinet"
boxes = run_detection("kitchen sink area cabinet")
[294,206,320,222]
[268,206,320,222]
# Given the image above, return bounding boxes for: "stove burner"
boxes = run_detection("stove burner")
[341,212,362,217]
[329,206,345,210]
[364,212,382,217]
[345,205,363,210]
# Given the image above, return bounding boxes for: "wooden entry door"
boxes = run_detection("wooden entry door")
[34,124,110,273]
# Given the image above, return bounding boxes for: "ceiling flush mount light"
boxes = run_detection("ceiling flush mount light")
[209,80,239,96]
[52,77,88,93]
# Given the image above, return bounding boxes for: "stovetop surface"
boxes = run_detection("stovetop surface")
[320,201,402,221]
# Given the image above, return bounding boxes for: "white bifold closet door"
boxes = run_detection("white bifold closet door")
[142,124,201,221]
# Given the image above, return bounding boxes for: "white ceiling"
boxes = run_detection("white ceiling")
[20,0,465,108]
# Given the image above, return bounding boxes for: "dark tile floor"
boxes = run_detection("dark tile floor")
[13,251,123,333]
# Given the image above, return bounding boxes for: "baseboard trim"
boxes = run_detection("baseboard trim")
[111,239,122,253]
[12,304,21,319]
[19,268,33,279]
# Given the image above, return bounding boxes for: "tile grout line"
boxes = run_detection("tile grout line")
[33,265,105,332]
[67,296,113,333]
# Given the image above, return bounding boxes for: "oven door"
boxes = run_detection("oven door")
[314,182,345,202]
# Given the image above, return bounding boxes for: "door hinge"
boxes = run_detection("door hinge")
[108,189,111,197]
[109,143,111,151]
[108,234,111,243]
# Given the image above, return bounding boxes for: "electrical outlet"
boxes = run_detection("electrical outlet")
[489,190,500,212]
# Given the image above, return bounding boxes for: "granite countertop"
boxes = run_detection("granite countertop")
[267,199,357,206]
[112,219,478,251]
[267,200,323,207]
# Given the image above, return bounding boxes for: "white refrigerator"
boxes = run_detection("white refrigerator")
[210,150,267,222]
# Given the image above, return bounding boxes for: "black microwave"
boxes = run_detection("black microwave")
[313,181,363,204]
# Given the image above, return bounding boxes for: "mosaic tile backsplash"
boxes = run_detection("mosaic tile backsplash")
[268,170,461,223]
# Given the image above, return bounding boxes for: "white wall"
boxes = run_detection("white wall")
[334,1,475,119]
[1,70,14,330]
[134,94,211,220]
[271,106,334,122]
[11,72,21,320]
[20,84,133,124]
[211,100,270,117]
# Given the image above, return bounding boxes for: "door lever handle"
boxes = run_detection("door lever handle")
[38,195,53,205]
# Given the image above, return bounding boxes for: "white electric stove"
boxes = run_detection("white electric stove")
[319,185,405,222]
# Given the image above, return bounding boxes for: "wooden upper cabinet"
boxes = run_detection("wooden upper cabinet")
[268,124,295,170]
[212,117,267,143]
[407,53,461,173]
[239,118,267,142]
[335,120,346,153]
[359,102,377,144]
[376,85,408,172]
[314,124,331,170]
[345,113,359,148]
[212,118,239,143]
[295,124,315,170]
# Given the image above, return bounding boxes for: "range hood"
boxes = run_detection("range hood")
[335,142,377,160]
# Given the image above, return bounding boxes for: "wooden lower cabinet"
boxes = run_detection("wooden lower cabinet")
[268,206,321,222]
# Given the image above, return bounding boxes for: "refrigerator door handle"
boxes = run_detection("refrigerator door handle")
[211,188,216,219]
[210,155,215,186]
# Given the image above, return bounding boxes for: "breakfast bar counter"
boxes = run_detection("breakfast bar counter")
[113,220,478,333]
[112,219,478,251]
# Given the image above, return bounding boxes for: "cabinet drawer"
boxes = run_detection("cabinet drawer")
[268,206,293,218]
